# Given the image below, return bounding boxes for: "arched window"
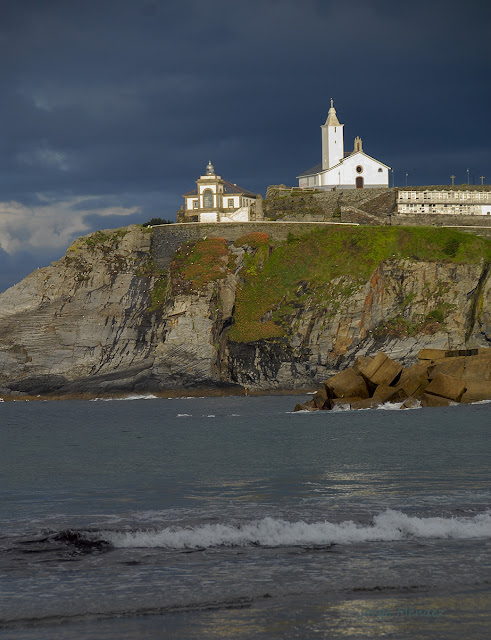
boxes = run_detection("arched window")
[203,189,213,208]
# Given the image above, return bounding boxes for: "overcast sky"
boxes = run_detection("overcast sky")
[1,0,490,290]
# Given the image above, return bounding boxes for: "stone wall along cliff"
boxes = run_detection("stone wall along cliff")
[263,186,491,235]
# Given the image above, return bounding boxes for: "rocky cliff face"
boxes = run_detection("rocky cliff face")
[0,225,489,395]
[226,259,490,389]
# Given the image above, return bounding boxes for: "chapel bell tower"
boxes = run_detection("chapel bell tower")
[321,99,344,170]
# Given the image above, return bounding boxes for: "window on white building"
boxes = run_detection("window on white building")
[228,199,234,208]
[203,190,213,208]
[193,201,198,209]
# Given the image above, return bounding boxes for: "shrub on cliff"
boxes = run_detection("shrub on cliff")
[170,237,234,294]
[142,218,173,227]
[233,232,270,248]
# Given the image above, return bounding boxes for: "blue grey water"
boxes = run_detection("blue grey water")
[0,395,490,639]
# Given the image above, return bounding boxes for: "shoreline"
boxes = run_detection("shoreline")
[0,387,313,402]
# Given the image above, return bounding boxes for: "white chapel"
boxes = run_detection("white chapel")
[297,100,390,190]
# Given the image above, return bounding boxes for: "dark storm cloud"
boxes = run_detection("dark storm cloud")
[0,0,490,288]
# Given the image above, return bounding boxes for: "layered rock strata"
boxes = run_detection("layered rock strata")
[0,225,490,396]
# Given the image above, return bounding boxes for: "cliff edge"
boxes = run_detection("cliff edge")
[0,224,489,395]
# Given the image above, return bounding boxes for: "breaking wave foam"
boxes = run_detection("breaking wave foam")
[90,394,158,402]
[91,510,491,550]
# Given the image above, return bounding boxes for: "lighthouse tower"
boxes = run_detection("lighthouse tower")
[321,99,344,170]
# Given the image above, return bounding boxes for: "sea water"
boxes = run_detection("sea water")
[0,396,490,639]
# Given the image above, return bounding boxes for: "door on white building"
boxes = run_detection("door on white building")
[356,177,364,189]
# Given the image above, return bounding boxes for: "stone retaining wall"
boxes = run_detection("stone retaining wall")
[264,185,491,231]
[391,215,491,238]
[264,186,392,221]
[391,213,491,227]
[151,222,357,269]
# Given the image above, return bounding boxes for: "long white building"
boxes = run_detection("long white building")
[397,189,491,216]
[298,100,390,190]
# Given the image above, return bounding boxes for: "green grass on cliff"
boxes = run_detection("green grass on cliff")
[81,228,129,249]
[228,226,490,342]
[147,274,169,312]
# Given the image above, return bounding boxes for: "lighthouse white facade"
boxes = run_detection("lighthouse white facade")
[178,161,260,223]
[298,100,390,190]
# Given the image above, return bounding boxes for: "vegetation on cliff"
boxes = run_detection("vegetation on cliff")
[233,232,270,248]
[170,237,234,294]
[1,223,489,396]
[227,226,490,343]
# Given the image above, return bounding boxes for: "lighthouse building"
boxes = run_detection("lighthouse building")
[179,162,260,223]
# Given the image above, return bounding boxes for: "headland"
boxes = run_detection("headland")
[0,212,489,399]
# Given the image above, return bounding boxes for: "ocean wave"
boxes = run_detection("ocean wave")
[377,401,407,410]
[292,400,424,413]
[285,409,312,414]
[90,394,158,402]
[84,510,491,550]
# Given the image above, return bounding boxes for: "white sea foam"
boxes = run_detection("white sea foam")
[96,510,491,550]
[402,399,422,410]
[286,410,315,414]
[333,400,413,412]
[177,414,192,417]
[378,401,406,410]
[331,404,352,412]
[90,394,157,402]
[293,399,425,413]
